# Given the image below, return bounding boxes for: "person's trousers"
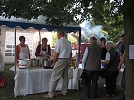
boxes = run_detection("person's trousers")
[80,69,86,85]
[121,68,125,90]
[105,71,119,95]
[48,59,70,98]
[84,70,100,98]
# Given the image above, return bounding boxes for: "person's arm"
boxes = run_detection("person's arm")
[26,45,31,59]
[102,52,110,64]
[51,52,59,67]
[118,52,125,70]
[51,40,60,67]
[116,43,119,46]
[116,41,121,46]
[35,45,41,57]
[16,45,20,64]
[82,47,88,69]
[70,52,72,60]
[47,45,51,56]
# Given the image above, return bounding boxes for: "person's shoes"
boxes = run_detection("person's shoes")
[111,94,115,97]
[103,84,106,87]
[57,92,66,96]
[106,94,111,97]
[42,94,53,99]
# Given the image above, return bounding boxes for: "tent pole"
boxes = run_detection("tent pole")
[78,31,81,67]
[14,27,16,75]
[39,30,41,44]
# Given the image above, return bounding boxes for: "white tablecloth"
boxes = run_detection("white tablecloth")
[10,66,83,97]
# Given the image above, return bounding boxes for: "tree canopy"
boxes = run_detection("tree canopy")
[0,0,124,26]
[0,0,125,42]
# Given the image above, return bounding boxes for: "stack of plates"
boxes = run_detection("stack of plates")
[18,65,28,69]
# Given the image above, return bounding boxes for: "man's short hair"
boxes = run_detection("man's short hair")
[19,36,25,41]
[90,36,97,42]
[57,30,65,36]
[120,34,124,37]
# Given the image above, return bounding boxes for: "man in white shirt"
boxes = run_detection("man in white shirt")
[43,30,72,98]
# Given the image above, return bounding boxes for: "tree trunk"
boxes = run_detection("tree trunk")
[124,0,134,100]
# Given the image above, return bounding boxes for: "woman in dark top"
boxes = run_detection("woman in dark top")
[35,38,51,65]
[100,37,107,89]
[100,37,107,60]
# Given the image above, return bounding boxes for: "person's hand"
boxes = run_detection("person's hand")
[101,60,105,63]
[40,52,43,56]
[16,63,20,68]
[46,55,50,59]
[51,63,55,67]
[69,64,72,68]
[118,64,121,70]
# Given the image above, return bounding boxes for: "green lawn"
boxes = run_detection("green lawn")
[0,64,124,100]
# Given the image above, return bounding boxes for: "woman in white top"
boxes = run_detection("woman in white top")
[35,38,51,66]
[16,36,30,64]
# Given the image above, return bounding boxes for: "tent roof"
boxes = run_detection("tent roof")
[0,16,81,64]
[0,16,81,32]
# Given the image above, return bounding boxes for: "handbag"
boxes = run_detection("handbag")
[0,73,6,88]
[100,51,117,78]
[0,78,6,88]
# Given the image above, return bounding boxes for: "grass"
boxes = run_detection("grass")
[0,64,124,100]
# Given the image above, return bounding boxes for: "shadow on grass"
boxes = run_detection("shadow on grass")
[0,64,124,100]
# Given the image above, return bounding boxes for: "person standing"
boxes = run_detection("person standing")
[102,41,120,97]
[82,36,102,98]
[99,37,107,87]
[35,38,51,66]
[118,52,125,100]
[43,30,72,98]
[16,36,30,64]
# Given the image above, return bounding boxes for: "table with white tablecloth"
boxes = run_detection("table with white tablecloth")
[10,67,83,97]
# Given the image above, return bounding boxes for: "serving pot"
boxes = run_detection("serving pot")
[18,59,30,68]
[31,59,39,67]
[42,59,52,67]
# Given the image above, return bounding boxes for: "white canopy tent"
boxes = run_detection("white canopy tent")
[0,16,81,73]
